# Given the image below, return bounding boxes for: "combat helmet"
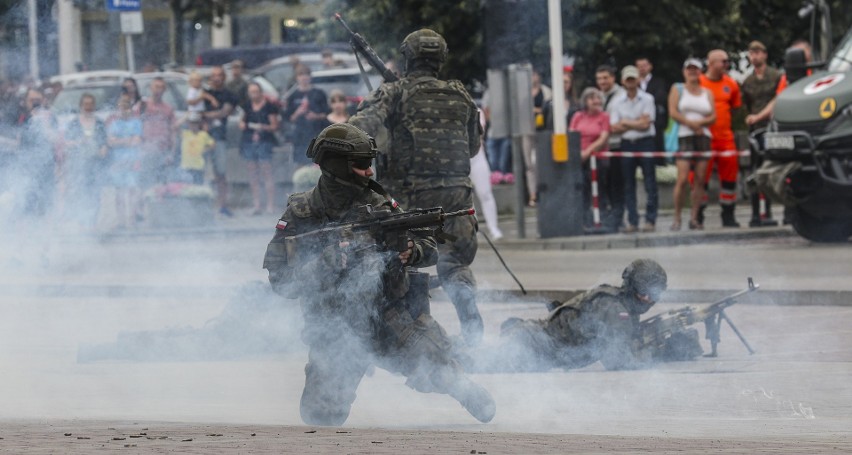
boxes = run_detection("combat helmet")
[400,29,448,73]
[622,258,667,302]
[306,123,377,184]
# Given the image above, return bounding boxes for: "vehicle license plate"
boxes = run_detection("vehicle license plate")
[764,133,795,150]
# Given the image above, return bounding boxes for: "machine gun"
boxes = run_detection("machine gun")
[639,277,759,358]
[283,205,474,265]
[334,13,399,88]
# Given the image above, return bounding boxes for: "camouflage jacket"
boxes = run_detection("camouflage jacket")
[544,284,651,370]
[349,72,480,192]
[263,185,438,302]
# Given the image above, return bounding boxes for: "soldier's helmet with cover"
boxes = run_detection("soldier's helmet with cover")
[400,29,448,73]
[622,258,668,303]
[306,123,377,183]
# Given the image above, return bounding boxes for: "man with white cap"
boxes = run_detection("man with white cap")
[609,65,658,233]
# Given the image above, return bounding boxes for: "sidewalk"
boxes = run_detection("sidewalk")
[98,199,796,250]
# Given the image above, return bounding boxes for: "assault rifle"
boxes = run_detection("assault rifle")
[334,13,399,86]
[283,205,474,265]
[639,277,759,358]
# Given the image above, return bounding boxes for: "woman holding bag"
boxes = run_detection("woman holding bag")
[668,58,716,230]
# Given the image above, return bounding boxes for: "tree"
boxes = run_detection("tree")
[322,0,485,86]
[317,0,852,90]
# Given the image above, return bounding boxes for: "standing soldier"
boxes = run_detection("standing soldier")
[349,29,483,345]
[263,123,495,426]
[741,40,785,227]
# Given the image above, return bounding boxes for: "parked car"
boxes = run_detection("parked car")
[49,71,189,129]
[294,67,383,114]
[194,42,351,69]
[251,51,357,93]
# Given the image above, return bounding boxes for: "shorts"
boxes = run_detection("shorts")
[239,141,274,162]
[211,141,229,176]
[677,135,711,162]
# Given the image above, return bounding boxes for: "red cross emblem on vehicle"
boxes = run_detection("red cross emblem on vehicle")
[804,74,845,95]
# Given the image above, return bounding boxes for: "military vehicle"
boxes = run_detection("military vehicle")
[753,4,852,242]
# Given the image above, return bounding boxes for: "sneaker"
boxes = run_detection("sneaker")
[219,207,234,217]
[489,230,504,241]
[490,171,503,186]
[641,223,656,233]
[502,173,515,184]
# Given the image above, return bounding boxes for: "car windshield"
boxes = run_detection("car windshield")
[828,29,852,72]
[309,73,382,99]
[50,85,122,113]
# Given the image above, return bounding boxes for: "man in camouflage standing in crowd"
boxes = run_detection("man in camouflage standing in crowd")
[349,29,483,345]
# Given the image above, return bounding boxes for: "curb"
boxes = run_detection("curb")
[7,284,852,306]
[85,224,798,250]
[484,226,797,251]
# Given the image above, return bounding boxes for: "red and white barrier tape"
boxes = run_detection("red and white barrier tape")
[589,154,602,228]
[595,150,750,158]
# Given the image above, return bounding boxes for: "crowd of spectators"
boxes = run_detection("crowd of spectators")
[1,39,796,236]
[482,40,793,233]
[0,54,364,231]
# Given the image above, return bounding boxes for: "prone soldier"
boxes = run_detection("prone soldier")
[460,259,703,372]
[348,29,484,345]
[263,123,495,426]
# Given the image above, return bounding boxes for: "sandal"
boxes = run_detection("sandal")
[689,220,704,230]
[670,220,681,231]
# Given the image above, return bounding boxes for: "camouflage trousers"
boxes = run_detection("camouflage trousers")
[459,317,597,373]
[392,185,479,318]
[299,299,467,426]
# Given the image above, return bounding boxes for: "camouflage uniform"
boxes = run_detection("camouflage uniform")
[263,123,494,426]
[349,29,483,345]
[461,259,699,372]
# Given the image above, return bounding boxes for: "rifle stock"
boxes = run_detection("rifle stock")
[640,277,759,357]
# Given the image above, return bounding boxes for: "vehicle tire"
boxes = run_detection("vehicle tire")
[790,207,852,242]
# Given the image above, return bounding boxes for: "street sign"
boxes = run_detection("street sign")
[120,11,144,34]
[105,0,141,12]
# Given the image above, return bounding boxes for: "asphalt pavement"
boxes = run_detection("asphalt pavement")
[2,198,851,453]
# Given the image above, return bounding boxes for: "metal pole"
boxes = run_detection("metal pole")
[126,35,136,72]
[547,0,567,161]
[512,134,525,238]
[27,0,39,81]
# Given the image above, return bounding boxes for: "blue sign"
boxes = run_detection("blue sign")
[105,0,141,12]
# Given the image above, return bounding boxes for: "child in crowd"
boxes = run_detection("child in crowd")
[186,72,217,113]
[180,112,215,184]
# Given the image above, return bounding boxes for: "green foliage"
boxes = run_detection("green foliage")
[553,0,852,88]
[321,0,484,85]
[314,0,851,90]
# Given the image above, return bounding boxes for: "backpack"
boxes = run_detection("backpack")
[395,77,475,177]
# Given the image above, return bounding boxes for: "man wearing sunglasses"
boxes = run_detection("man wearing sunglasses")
[700,49,743,228]
[263,123,495,426]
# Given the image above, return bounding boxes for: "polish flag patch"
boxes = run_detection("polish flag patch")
[618,312,629,320]
[276,220,288,230]
[391,198,399,208]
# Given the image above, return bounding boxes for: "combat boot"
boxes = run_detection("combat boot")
[721,205,740,228]
[448,376,496,423]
